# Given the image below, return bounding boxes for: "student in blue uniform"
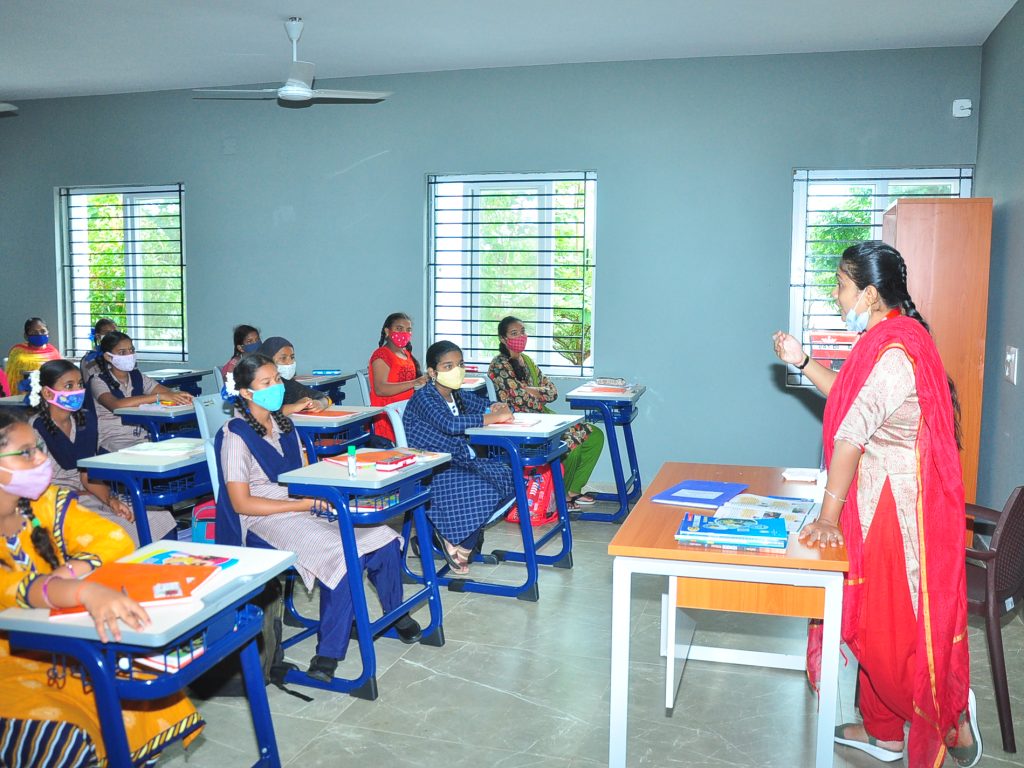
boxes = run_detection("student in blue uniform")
[403,340,515,576]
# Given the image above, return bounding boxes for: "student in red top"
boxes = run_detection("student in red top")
[368,313,428,444]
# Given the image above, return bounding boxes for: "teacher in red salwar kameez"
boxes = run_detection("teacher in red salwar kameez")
[773,242,981,768]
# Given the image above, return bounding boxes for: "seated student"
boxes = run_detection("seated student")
[5,317,61,394]
[221,324,261,377]
[256,336,329,416]
[0,370,8,398]
[403,341,515,576]
[30,360,176,544]
[488,316,605,511]
[368,312,428,444]
[0,407,203,767]
[87,332,192,452]
[79,317,118,382]
[218,354,421,682]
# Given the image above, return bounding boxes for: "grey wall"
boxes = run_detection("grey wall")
[0,46,982,484]
[977,1,1024,508]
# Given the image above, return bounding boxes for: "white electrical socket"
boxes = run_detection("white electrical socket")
[1006,346,1019,385]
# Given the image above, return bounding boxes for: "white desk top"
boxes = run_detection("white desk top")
[78,437,206,473]
[114,403,196,418]
[0,542,296,647]
[279,448,451,490]
[294,372,356,387]
[565,382,647,404]
[144,368,214,379]
[461,377,487,392]
[289,404,383,428]
[465,412,582,439]
[0,394,27,407]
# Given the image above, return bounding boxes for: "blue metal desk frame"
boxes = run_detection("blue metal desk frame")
[566,395,644,523]
[80,459,212,546]
[116,409,201,442]
[417,432,574,603]
[152,372,206,397]
[0,545,295,768]
[292,412,377,463]
[280,463,447,700]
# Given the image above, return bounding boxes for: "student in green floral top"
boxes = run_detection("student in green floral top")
[488,316,605,510]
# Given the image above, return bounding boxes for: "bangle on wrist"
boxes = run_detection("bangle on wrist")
[823,487,847,504]
[40,576,56,608]
[796,353,811,370]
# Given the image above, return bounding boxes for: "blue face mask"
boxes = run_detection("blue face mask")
[242,342,260,354]
[27,334,49,347]
[250,383,285,412]
[844,289,870,333]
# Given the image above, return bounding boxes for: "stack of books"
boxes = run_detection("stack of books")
[674,513,789,550]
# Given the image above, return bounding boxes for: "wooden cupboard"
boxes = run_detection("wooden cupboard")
[882,197,993,503]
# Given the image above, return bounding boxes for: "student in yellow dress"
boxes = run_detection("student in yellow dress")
[0,407,203,767]
[5,318,61,396]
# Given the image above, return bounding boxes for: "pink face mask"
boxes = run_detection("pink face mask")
[0,459,54,500]
[505,335,528,353]
[390,331,412,348]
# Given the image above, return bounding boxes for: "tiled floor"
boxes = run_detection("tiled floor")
[160,514,1024,767]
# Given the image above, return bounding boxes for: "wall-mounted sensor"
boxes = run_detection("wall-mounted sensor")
[952,99,973,118]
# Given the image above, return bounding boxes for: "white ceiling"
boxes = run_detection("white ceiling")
[0,0,1016,101]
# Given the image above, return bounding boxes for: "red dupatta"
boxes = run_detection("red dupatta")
[823,315,968,766]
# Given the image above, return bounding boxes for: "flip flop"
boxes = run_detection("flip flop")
[574,493,597,506]
[434,533,470,576]
[949,688,982,768]
[565,497,581,512]
[833,724,904,763]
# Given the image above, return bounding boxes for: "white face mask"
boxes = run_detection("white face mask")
[277,363,296,380]
[109,353,137,372]
[844,289,870,333]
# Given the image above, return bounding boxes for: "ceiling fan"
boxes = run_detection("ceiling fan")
[194,17,391,105]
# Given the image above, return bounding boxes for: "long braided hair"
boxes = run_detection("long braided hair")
[377,312,422,376]
[232,354,293,437]
[497,315,529,382]
[94,331,133,393]
[34,360,88,434]
[840,242,962,448]
[426,340,467,413]
[0,408,61,570]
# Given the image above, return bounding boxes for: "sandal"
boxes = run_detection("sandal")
[833,724,904,763]
[565,497,581,512]
[574,493,597,506]
[948,688,982,768]
[435,533,470,576]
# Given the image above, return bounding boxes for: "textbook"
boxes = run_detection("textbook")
[132,636,206,673]
[674,513,789,550]
[293,408,356,418]
[715,494,817,534]
[49,562,218,620]
[325,450,416,472]
[125,549,239,571]
[651,479,747,509]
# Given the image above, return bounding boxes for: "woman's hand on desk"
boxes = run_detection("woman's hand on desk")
[772,331,806,366]
[483,409,514,425]
[158,391,193,406]
[80,583,151,643]
[798,519,845,549]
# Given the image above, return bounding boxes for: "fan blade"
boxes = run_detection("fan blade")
[193,89,279,100]
[286,61,315,90]
[310,89,391,103]
[0,102,17,114]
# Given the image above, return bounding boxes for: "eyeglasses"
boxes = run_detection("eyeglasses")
[0,441,47,461]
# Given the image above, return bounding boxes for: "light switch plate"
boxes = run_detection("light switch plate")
[1006,346,1019,385]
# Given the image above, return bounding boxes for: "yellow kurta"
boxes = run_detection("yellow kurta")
[4,342,61,394]
[0,486,203,766]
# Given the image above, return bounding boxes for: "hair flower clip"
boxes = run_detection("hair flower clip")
[27,370,42,407]
[223,372,239,399]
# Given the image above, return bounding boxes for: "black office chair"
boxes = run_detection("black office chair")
[965,486,1024,753]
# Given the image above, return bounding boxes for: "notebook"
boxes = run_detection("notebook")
[651,479,747,509]
[674,513,789,550]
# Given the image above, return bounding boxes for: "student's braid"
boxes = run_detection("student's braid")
[272,409,294,434]
[894,253,931,332]
[236,395,267,437]
[20,499,61,570]
[452,389,466,415]
[34,401,59,435]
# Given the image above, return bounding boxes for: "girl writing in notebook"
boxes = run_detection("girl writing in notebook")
[87,331,192,452]
[772,242,979,767]
[368,312,429,444]
[0,407,203,767]
[30,360,176,543]
[403,341,514,575]
[218,354,420,683]
[488,316,605,511]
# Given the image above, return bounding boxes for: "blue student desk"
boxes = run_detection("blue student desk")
[294,372,355,405]
[459,412,581,602]
[0,541,296,768]
[278,450,450,700]
[114,403,201,441]
[144,368,214,397]
[565,383,646,523]
[78,438,212,546]
[290,405,383,462]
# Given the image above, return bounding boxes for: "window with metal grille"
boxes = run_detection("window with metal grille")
[57,183,187,361]
[788,168,972,386]
[427,172,596,377]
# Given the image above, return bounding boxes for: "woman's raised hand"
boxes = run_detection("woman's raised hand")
[772,331,806,366]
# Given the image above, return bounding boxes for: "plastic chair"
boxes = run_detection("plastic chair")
[384,401,408,447]
[356,368,371,406]
[194,394,233,501]
[212,366,225,396]
[484,375,498,403]
[966,486,1024,753]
